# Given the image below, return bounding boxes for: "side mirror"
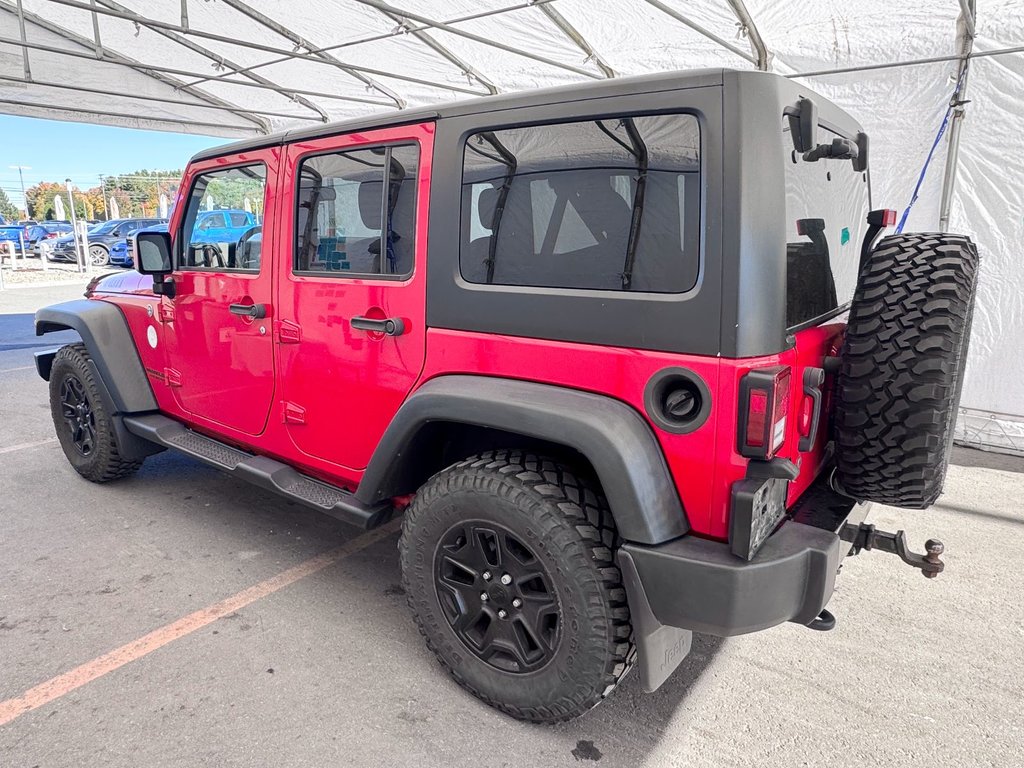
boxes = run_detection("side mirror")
[136,230,175,297]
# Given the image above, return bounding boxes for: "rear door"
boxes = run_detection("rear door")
[161,150,278,436]
[277,123,433,471]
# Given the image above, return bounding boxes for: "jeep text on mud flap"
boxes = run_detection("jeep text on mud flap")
[35,69,979,723]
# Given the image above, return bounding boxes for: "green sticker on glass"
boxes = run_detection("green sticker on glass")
[840,226,851,245]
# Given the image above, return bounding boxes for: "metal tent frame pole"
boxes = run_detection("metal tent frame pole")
[724,0,770,70]
[939,0,977,232]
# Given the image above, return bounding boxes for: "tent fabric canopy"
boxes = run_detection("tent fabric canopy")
[1,0,1022,454]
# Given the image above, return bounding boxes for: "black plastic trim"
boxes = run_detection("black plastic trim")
[643,367,712,435]
[35,299,157,413]
[124,414,392,529]
[621,477,869,636]
[358,375,688,545]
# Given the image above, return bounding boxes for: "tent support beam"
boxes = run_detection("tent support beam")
[14,0,30,78]
[48,0,488,98]
[179,0,550,89]
[939,0,976,232]
[538,4,616,78]
[0,1,272,134]
[0,33,396,107]
[0,73,323,122]
[0,96,257,133]
[643,0,758,65]
[368,6,499,94]
[89,0,329,123]
[724,0,770,70]
[352,0,603,79]
[215,0,406,109]
[785,43,1024,78]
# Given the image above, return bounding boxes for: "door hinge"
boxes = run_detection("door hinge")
[158,303,175,323]
[164,367,183,387]
[282,401,306,424]
[277,319,302,344]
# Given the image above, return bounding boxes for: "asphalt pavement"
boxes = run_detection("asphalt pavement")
[1,282,1022,767]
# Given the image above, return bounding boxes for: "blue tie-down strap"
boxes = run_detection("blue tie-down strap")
[896,67,968,234]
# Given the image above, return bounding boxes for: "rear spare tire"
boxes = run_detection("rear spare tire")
[834,233,979,507]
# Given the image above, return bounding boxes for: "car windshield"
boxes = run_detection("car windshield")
[90,221,120,235]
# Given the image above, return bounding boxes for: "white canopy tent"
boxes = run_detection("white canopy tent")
[1,0,1021,454]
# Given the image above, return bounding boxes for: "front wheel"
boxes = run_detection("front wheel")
[399,451,633,723]
[49,343,143,482]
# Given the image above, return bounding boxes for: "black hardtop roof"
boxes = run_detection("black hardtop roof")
[190,68,730,164]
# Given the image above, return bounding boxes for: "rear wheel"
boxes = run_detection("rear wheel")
[834,233,979,507]
[89,244,110,266]
[49,343,143,482]
[399,451,633,723]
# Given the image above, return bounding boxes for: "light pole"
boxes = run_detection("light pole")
[8,165,30,219]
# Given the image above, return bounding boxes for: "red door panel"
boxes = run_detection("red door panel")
[276,124,433,471]
[161,149,279,437]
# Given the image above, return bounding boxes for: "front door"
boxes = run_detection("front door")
[162,150,277,436]
[277,124,432,471]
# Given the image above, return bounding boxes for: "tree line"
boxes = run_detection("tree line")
[20,169,184,221]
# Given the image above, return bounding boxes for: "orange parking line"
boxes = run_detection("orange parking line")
[0,438,57,455]
[0,518,401,727]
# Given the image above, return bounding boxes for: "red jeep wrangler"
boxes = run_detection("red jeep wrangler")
[36,69,978,723]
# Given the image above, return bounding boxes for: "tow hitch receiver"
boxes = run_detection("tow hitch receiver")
[841,523,945,578]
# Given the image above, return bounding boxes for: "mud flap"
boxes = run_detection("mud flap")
[617,548,693,692]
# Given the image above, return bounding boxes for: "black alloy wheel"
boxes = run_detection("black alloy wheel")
[435,521,560,674]
[59,374,96,456]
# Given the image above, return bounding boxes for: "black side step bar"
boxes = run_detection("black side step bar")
[123,414,393,529]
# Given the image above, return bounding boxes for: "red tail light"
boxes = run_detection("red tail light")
[45,232,59,239]
[738,366,791,459]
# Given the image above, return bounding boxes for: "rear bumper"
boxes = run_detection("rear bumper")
[620,474,869,637]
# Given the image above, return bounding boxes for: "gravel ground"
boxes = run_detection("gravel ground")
[1,284,1022,767]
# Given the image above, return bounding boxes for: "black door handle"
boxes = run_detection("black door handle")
[229,303,267,319]
[351,315,405,336]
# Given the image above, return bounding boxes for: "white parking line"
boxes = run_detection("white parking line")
[0,366,35,373]
[0,438,58,455]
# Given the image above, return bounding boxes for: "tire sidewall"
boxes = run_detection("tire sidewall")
[401,472,619,717]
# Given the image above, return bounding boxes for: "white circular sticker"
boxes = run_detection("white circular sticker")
[147,325,158,349]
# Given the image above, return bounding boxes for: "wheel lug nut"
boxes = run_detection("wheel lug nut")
[480,592,489,602]
[512,598,522,608]
[482,571,492,581]
[500,574,512,585]
[497,609,507,619]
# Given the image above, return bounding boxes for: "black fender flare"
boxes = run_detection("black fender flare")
[35,299,157,414]
[356,375,689,545]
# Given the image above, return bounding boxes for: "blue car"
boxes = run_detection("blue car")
[111,223,169,268]
[190,209,258,244]
[0,223,26,251]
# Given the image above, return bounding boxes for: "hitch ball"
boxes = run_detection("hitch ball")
[924,539,945,579]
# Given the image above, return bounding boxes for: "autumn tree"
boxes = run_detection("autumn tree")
[0,188,18,220]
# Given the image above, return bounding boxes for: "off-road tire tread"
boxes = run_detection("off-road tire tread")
[50,343,142,482]
[399,450,634,723]
[834,233,979,507]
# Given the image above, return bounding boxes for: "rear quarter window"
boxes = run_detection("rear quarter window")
[459,113,701,293]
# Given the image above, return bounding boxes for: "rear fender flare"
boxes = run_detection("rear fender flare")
[357,375,689,545]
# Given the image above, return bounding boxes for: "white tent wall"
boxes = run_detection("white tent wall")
[1,0,1021,453]
[947,0,1024,455]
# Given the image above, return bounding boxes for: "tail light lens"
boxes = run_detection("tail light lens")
[738,366,791,459]
[45,232,58,239]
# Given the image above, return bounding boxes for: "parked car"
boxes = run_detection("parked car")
[34,70,979,723]
[0,223,27,251]
[48,218,166,266]
[25,222,74,252]
[110,223,169,268]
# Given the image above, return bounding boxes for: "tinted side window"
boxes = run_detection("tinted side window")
[460,114,700,293]
[179,165,266,272]
[783,118,870,328]
[295,143,419,277]
[229,212,250,227]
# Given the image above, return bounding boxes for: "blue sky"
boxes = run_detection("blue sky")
[0,115,223,211]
